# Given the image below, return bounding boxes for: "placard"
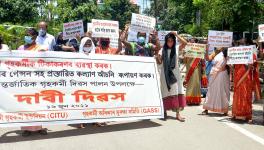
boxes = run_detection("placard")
[208,30,233,47]
[130,13,156,33]
[63,20,84,40]
[227,46,254,64]
[184,43,206,59]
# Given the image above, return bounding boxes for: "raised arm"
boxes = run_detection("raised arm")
[114,30,122,54]
[120,24,132,50]
[150,31,161,56]
[205,45,216,61]
[172,32,188,51]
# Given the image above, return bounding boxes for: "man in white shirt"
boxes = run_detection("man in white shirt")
[36,21,56,51]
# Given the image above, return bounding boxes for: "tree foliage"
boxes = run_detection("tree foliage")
[55,0,103,24]
[0,0,139,49]
[0,0,39,24]
[102,0,139,29]
[194,0,264,33]
[145,0,264,37]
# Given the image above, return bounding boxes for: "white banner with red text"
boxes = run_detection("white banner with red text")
[0,51,163,127]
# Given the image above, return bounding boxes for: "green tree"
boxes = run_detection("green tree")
[102,0,139,29]
[194,0,264,37]
[0,0,39,24]
[144,0,197,34]
[146,0,264,37]
[53,0,103,31]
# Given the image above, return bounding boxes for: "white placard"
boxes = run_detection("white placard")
[0,51,163,127]
[127,29,149,43]
[227,46,254,64]
[87,23,93,32]
[92,19,119,38]
[208,30,233,47]
[184,43,206,59]
[130,13,156,33]
[63,20,84,40]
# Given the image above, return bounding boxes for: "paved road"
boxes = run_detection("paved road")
[0,102,263,150]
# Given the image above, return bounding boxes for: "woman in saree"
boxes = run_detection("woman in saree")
[232,38,261,123]
[18,28,47,136]
[202,48,230,115]
[184,38,208,105]
[91,36,121,127]
[95,37,121,55]
[156,32,187,122]
[18,28,47,51]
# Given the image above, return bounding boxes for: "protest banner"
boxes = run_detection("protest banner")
[208,30,233,47]
[92,19,119,38]
[87,23,93,32]
[227,46,254,64]
[259,24,264,42]
[89,21,119,48]
[130,13,156,33]
[109,37,119,48]
[184,43,206,59]
[208,46,215,55]
[0,51,163,127]
[63,20,84,40]
[127,29,138,42]
[251,45,258,55]
[127,28,150,43]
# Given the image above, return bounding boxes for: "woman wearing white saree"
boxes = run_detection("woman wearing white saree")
[202,48,230,115]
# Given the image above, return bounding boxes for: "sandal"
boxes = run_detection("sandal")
[201,110,208,115]
[38,129,48,135]
[176,113,185,122]
[22,131,31,137]
[176,116,185,122]
[246,119,253,124]
[223,112,228,116]
[93,122,107,127]
[78,124,85,129]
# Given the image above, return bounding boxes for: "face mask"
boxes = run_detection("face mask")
[39,29,46,37]
[24,36,33,44]
[137,37,145,45]
[101,40,110,47]
[83,47,93,53]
